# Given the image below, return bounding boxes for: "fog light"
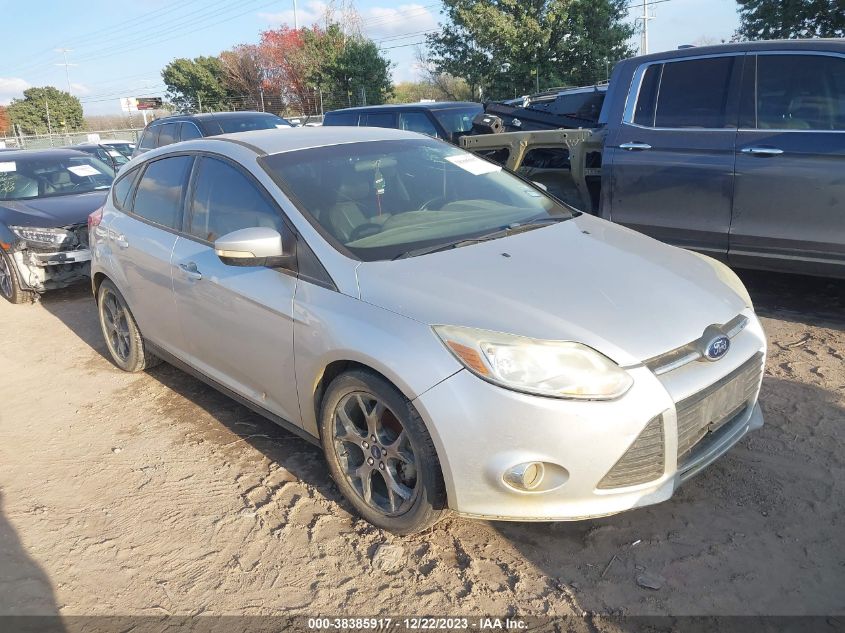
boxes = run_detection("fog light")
[503,461,545,491]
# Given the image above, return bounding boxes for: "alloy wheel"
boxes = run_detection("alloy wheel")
[0,254,12,298]
[333,392,418,516]
[101,289,131,361]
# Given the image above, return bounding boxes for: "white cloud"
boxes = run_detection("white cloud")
[258,1,328,27]
[0,77,30,105]
[364,4,437,37]
[69,83,91,96]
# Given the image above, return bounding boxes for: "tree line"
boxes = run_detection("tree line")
[2,1,843,134]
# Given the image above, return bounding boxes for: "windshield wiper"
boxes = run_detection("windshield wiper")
[392,216,567,260]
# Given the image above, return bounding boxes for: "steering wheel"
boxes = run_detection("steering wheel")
[420,196,447,211]
[348,222,383,242]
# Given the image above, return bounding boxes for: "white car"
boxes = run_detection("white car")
[90,127,766,533]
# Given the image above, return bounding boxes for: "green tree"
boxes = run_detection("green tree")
[323,36,393,106]
[427,0,634,100]
[737,0,845,40]
[161,56,230,113]
[6,86,83,135]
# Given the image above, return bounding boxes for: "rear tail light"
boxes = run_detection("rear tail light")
[88,206,104,229]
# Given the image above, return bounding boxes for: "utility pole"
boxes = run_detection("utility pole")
[293,0,299,29]
[198,93,203,113]
[259,88,265,112]
[45,99,53,146]
[638,0,654,55]
[55,48,76,94]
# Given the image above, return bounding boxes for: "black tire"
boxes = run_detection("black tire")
[0,250,37,304]
[319,369,449,534]
[96,279,161,372]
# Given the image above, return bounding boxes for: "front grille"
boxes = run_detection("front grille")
[675,352,764,459]
[597,415,665,489]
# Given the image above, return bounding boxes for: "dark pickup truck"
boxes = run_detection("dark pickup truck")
[465,39,845,279]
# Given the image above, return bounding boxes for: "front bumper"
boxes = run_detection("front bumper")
[413,312,766,521]
[11,248,91,292]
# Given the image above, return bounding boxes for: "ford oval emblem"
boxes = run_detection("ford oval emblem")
[705,335,730,361]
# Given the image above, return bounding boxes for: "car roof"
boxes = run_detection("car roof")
[0,148,92,159]
[625,38,845,65]
[210,125,427,156]
[326,101,481,114]
[147,111,281,125]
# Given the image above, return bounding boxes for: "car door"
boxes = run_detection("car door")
[731,51,845,276]
[607,54,744,259]
[106,154,194,351]
[170,154,301,424]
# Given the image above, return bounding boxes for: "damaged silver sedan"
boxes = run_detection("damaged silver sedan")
[0,149,112,303]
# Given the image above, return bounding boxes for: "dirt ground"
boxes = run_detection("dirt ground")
[0,270,843,623]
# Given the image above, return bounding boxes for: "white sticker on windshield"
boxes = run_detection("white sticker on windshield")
[107,150,122,157]
[445,153,501,176]
[67,164,102,177]
[0,161,15,173]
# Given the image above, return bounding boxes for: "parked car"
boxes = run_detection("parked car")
[74,143,130,172]
[467,39,845,279]
[323,102,483,143]
[133,111,292,157]
[0,149,113,303]
[99,139,136,159]
[91,127,766,534]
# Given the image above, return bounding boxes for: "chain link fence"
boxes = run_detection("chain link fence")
[0,128,144,151]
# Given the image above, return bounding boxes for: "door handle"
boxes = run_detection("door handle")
[619,142,652,151]
[178,262,203,280]
[741,146,784,156]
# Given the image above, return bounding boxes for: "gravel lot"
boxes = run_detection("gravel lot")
[1,270,843,621]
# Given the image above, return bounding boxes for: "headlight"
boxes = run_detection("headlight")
[9,226,71,247]
[433,325,633,400]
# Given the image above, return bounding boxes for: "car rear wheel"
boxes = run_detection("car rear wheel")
[97,279,160,372]
[320,369,449,534]
[0,250,36,304]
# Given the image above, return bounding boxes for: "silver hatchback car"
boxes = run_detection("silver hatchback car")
[90,127,766,534]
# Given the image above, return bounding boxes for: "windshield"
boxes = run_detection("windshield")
[432,106,482,134]
[0,154,114,201]
[217,114,291,133]
[261,138,573,261]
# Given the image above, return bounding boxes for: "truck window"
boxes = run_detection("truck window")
[755,54,845,131]
[653,57,735,128]
[399,111,439,137]
[364,113,396,128]
[633,65,662,127]
[324,112,359,126]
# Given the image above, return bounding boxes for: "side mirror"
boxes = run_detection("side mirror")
[214,227,293,268]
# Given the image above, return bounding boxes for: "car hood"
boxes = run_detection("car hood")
[355,214,749,365]
[0,191,107,228]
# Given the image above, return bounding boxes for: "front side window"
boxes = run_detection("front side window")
[179,122,203,141]
[399,111,440,137]
[215,114,290,133]
[0,154,113,201]
[186,156,283,242]
[633,56,736,129]
[755,54,845,130]
[261,139,573,261]
[431,105,483,134]
[132,156,192,229]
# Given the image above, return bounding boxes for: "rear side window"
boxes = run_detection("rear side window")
[186,156,283,242]
[364,113,396,128]
[112,167,139,210]
[755,54,845,131]
[132,156,193,229]
[138,125,160,150]
[653,57,736,128]
[157,123,178,147]
[399,111,439,137]
[179,122,202,141]
[215,114,290,133]
[324,112,359,126]
[633,64,662,126]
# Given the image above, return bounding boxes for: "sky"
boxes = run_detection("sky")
[0,0,741,117]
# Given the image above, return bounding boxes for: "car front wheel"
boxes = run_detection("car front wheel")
[0,250,36,304]
[320,370,449,534]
